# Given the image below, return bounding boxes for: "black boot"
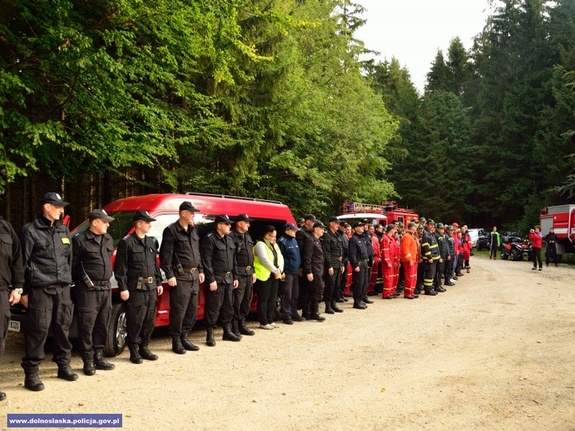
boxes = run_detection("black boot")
[206,327,216,347]
[57,365,79,381]
[301,303,310,320]
[222,323,242,342]
[181,333,200,351]
[94,349,115,370]
[231,320,243,339]
[172,337,186,354]
[324,301,335,314]
[309,302,326,322]
[139,345,158,361]
[331,300,343,313]
[82,354,96,376]
[128,344,143,364]
[238,318,255,336]
[24,372,44,392]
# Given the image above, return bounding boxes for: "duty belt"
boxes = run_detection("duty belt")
[359,258,369,262]
[143,277,154,284]
[237,266,252,270]
[184,267,197,273]
[214,271,232,277]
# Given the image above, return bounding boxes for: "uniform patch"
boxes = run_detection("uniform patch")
[61,237,71,245]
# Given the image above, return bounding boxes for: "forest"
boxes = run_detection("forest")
[1,0,574,232]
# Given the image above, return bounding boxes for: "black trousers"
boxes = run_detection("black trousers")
[204,282,233,327]
[361,266,371,300]
[22,285,73,373]
[323,266,341,302]
[434,260,445,290]
[532,247,542,268]
[423,261,437,293]
[73,288,112,359]
[352,262,368,303]
[444,256,454,281]
[233,274,253,321]
[169,275,199,338]
[255,277,279,325]
[0,291,9,359]
[125,289,157,347]
[340,260,349,298]
[306,273,324,303]
[546,245,557,264]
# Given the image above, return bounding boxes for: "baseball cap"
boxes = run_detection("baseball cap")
[313,221,325,229]
[214,214,233,225]
[88,209,114,223]
[40,192,69,207]
[284,222,298,231]
[133,210,156,222]
[303,214,317,222]
[179,201,200,212]
[235,213,253,223]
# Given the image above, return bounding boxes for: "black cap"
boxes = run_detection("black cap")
[89,209,114,223]
[179,201,200,212]
[133,210,156,222]
[40,192,69,207]
[353,221,364,228]
[328,216,339,223]
[214,214,233,225]
[362,219,370,224]
[436,222,444,228]
[427,219,435,225]
[235,213,253,223]
[398,222,404,229]
[407,221,416,229]
[303,214,316,222]
[313,221,325,229]
[447,225,454,231]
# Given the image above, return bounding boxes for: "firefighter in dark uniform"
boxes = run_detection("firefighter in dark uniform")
[0,216,24,400]
[114,211,163,364]
[159,201,204,355]
[348,221,369,309]
[337,222,350,302]
[322,217,344,314]
[420,219,439,296]
[201,214,239,347]
[433,223,448,293]
[72,209,116,376]
[229,213,256,337]
[303,221,326,321]
[20,192,77,391]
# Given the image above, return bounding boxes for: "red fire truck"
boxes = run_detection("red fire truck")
[539,204,575,262]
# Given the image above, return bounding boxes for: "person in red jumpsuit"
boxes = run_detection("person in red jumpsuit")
[380,224,397,299]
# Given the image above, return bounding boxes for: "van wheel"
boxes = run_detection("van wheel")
[104,302,127,357]
[511,249,519,261]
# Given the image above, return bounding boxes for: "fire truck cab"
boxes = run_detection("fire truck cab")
[539,204,575,262]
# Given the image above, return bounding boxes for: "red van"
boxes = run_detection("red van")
[10,193,296,357]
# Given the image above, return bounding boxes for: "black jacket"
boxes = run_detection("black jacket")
[20,216,72,292]
[435,232,449,259]
[0,218,24,291]
[348,233,369,268]
[303,235,324,276]
[72,229,114,290]
[421,229,440,261]
[229,229,254,276]
[201,231,237,285]
[159,221,203,280]
[322,229,343,269]
[114,233,162,292]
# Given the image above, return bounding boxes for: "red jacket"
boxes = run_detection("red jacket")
[529,232,543,248]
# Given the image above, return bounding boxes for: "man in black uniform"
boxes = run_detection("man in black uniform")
[336,222,350,302]
[361,219,374,304]
[201,214,239,347]
[114,211,163,364]
[296,214,316,318]
[229,213,256,337]
[348,221,369,310]
[322,217,343,314]
[160,201,204,354]
[433,223,447,293]
[72,209,116,375]
[303,221,326,321]
[20,192,77,391]
[0,216,24,400]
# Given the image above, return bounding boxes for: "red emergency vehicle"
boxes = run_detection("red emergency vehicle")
[539,204,575,262]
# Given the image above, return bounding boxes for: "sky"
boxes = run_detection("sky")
[355,0,494,92]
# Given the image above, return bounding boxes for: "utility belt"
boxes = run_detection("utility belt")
[214,271,232,277]
[331,256,343,262]
[359,258,369,263]
[135,276,155,289]
[237,265,252,270]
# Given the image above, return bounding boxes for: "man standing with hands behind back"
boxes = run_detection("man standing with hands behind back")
[0,215,24,399]
[160,201,204,354]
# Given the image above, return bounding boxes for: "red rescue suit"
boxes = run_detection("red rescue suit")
[380,233,396,298]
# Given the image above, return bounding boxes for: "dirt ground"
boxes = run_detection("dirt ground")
[0,256,574,431]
